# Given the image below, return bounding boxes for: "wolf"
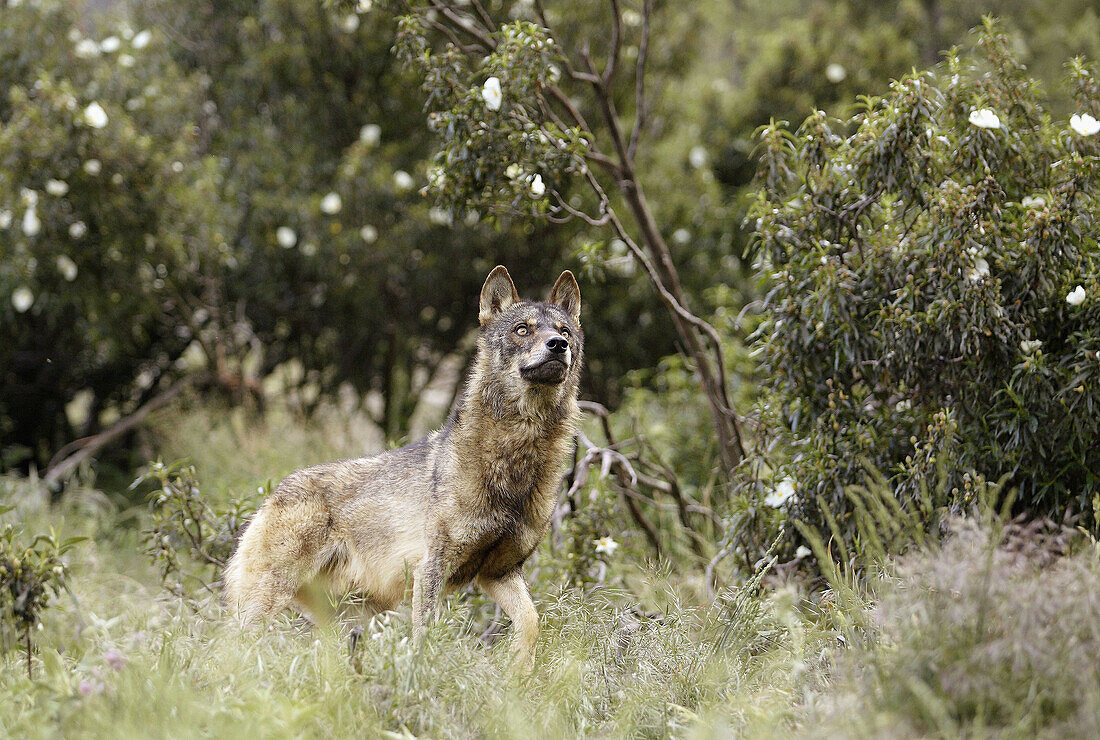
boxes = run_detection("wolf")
[223,265,583,668]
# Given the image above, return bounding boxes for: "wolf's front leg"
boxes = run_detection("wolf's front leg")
[411,552,446,645]
[478,569,538,672]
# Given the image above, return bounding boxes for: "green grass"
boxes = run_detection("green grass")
[4,403,1100,738]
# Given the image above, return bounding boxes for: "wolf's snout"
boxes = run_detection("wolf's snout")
[546,336,568,354]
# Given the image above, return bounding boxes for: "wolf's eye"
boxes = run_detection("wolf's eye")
[515,325,529,336]
[560,328,571,338]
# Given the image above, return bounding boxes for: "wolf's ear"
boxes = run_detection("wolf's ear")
[479,265,520,325]
[548,270,581,322]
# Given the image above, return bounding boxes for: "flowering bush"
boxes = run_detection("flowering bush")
[752,23,1100,541]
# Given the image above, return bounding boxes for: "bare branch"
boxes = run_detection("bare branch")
[627,0,652,161]
[603,0,623,87]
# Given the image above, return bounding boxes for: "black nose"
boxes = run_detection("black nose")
[546,336,568,354]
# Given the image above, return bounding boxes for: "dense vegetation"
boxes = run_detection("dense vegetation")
[2,0,1099,737]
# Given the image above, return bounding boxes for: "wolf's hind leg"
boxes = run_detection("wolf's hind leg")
[478,569,538,672]
[223,492,334,625]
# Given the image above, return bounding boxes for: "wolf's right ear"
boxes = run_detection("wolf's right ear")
[479,265,520,325]
[548,270,581,322]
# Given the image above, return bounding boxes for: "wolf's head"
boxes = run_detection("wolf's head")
[471,265,584,418]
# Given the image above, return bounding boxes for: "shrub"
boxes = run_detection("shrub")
[752,21,1100,545]
[816,519,1100,736]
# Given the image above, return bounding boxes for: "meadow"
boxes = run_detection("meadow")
[4,397,1099,739]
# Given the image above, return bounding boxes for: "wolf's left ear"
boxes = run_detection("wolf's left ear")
[479,265,520,325]
[548,270,581,322]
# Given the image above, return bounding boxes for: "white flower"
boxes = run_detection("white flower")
[547,64,561,84]
[132,30,152,49]
[68,221,87,239]
[359,123,381,147]
[1066,285,1087,306]
[427,166,446,189]
[118,54,136,68]
[1021,195,1045,209]
[393,170,414,192]
[764,478,796,508]
[83,159,102,176]
[621,9,642,26]
[22,207,41,237]
[794,545,812,560]
[0,210,11,229]
[672,228,691,245]
[83,102,108,129]
[1070,113,1100,137]
[1020,339,1042,354]
[895,398,912,412]
[356,0,373,11]
[341,14,360,33]
[300,242,317,256]
[359,225,378,243]
[968,108,1001,130]
[276,226,297,248]
[688,146,707,169]
[45,179,69,196]
[21,188,38,207]
[11,286,34,313]
[481,76,503,111]
[171,161,185,174]
[528,173,546,197]
[504,163,523,180]
[594,536,619,556]
[428,207,452,226]
[74,39,100,58]
[825,63,847,83]
[100,36,121,53]
[967,256,990,282]
[320,192,342,215]
[56,255,78,281]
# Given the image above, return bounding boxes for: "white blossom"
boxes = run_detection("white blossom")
[276,226,297,248]
[0,210,11,229]
[359,123,381,147]
[505,163,524,180]
[481,76,502,111]
[528,173,546,197]
[21,188,38,207]
[672,228,691,245]
[341,14,360,33]
[967,256,990,281]
[356,0,373,11]
[1021,195,1045,209]
[74,39,100,58]
[68,221,87,239]
[428,207,452,226]
[11,286,34,313]
[1020,339,1042,354]
[764,477,796,508]
[393,170,414,192]
[83,159,102,175]
[83,102,109,129]
[1070,113,1100,136]
[968,108,1001,130]
[118,54,136,68]
[171,161,185,173]
[825,63,847,83]
[132,30,152,49]
[320,192,343,215]
[56,255,78,281]
[359,224,378,243]
[688,146,707,169]
[100,36,121,53]
[794,545,812,560]
[1066,285,1087,306]
[45,179,69,196]
[22,207,41,237]
[594,536,619,556]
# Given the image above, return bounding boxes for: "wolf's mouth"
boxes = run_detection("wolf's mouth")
[520,358,568,384]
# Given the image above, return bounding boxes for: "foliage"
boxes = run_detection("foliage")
[0,0,222,469]
[136,460,257,596]
[752,23,1100,546]
[0,512,82,678]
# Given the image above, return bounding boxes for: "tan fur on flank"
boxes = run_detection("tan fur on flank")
[223,266,583,668]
